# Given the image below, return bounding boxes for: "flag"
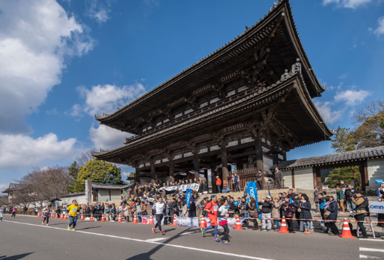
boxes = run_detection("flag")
[186,189,192,209]
[289,198,294,204]
[246,181,259,211]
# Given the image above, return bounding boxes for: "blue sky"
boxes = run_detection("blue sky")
[0,0,383,192]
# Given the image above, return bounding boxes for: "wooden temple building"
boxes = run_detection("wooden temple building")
[92,0,333,191]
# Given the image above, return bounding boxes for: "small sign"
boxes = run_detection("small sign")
[369,201,384,214]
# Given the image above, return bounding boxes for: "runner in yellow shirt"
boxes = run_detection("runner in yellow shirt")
[67,200,80,231]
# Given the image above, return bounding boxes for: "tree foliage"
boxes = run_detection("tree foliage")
[67,161,80,193]
[327,166,360,189]
[352,100,384,149]
[331,126,356,153]
[16,166,71,206]
[74,159,122,192]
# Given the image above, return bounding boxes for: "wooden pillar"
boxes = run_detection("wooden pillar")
[360,160,368,191]
[255,139,263,172]
[291,169,295,188]
[151,161,155,184]
[169,159,174,183]
[193,150,200,180]
[316,167,322,189]
[312,167,317,189]
[211,166,217,193]
[221,145,229,186]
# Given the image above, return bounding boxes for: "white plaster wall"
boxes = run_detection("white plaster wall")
[110,190,121,201]
[98,190,110,202]
[294,168,314,189]
[367,158,384,186]
[282,170,292,188]
[60,195,87,206]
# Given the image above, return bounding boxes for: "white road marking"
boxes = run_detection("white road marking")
[360,247,384,253]
[146,238,167,242]
[3,220,274,260]
[359,239,384,242]
[359,255,379,259]
[180,232,193,236]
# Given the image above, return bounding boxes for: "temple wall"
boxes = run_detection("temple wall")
[282,170,292,188]
[367,158,384,186]
[294,168,314,190]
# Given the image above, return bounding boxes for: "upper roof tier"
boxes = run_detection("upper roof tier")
[95,0,325,134]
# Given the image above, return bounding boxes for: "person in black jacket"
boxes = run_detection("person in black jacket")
[188,199,197,218]
[229,197,236,218]
[259,196,273,231]
[325,196,339,236]
[345,185,355,212]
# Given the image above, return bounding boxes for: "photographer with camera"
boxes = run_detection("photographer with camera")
[351,191,369,238]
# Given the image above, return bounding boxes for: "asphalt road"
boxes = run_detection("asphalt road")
[1,215,383,260]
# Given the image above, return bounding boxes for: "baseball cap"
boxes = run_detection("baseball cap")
[210,195,216,200]
[266,195,271,199]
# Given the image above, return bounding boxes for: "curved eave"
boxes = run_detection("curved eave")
[95,0,323,125]
[92,73,331,161]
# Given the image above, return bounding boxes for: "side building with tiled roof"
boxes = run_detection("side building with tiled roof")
[278,146,384,191]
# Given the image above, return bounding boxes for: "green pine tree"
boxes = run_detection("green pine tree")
[73,159,123,192]
[67,161,79,193]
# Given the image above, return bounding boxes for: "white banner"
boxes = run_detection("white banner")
[140,215,164,225]
[176,217,199,227]
[158,183,199,192]
[369,201,384,214]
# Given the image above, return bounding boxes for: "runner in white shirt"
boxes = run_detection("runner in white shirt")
[0,207,3,222]
[152,197,165,235]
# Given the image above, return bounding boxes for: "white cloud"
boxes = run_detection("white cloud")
[76,83,146,117]
[338,73,349,79]
[86,0,111,23]
[315,101,344,124]
[374,16,384,36]
[322,0,373,9]
[0,133,77,170]
[334,89,371,106]
[46,108,58,115]
[65,104,83,120]
[0,0,94,134]
[90,124,133,150]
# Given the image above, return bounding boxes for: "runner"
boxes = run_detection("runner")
[0,207,3,222]
[152,197,165,235]
[67,200,80,231]
[11,207,16,218]
[201,195,219,241]
[217,198,231,245]
[42,205,50,226]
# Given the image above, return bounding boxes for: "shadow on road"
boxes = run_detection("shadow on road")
[78,226,101,230]
[0,253,33,260]
[126,227,198,260]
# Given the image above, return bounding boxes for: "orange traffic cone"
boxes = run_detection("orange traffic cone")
[339,218,355,239]
[279,217,289,233]
[148,215,154,225]
[117,214,122,223]
[55,213,59,219]
[171,215,177,226]
[60,213,64,219]
[37,212,40,217]
[199,217,207,228]
[64,213,68,220]
[132,214,138,224]
[234,217,242,230]
[80,213,84,221]
[100,214,106,222]
[90,214,94,221]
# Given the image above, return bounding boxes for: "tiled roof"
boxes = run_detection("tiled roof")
[279,146,384,169]
[91,183,134,190]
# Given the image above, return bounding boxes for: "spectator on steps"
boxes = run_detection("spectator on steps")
[274,167,283,189]
[256,170,264,190]
[216,176,222,193]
